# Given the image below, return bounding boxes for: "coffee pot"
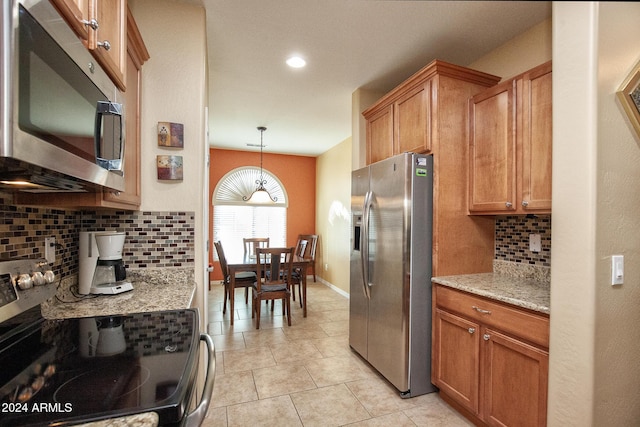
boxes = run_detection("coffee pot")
[78,231,133,295]
[92,259,127,285]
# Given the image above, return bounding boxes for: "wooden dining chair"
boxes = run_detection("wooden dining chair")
[296,234,318,281]
[214,241,257,316]
[243,237,269,257]
[252,247,294,329]
[290,238,308,307]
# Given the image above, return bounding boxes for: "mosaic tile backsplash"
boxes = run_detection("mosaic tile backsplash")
[495,215,551,267]
[1,191,550,284]
[0,191,195,283]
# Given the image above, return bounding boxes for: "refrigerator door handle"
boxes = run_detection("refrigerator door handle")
[361,190,372,298]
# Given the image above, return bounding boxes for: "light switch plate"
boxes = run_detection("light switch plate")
[611,255,624,286]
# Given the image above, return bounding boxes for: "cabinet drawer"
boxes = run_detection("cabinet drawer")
[435,285,549,348]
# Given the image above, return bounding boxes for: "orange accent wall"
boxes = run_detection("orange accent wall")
[208,148,316,281]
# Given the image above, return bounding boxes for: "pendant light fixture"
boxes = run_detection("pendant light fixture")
[243,126,277,204]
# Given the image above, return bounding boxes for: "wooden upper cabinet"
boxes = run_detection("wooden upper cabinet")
[366,104,394,165]
[520,63,552,212]
[15,6,147,210]
[365,80,432,165]
[363,60,501,167]
[51,0,127,91]
[102,8,149,207]
[469,61,552,215]
[89,0,127,91]
[394,81,431,155]
[50,0,91,40]
[469,80,516,213]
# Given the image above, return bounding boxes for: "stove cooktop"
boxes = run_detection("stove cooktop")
[0,308,200,427]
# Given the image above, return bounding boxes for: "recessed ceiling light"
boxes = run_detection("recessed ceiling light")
[286,56,306,68]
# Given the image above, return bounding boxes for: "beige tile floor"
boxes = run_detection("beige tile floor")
[203,279,473,427]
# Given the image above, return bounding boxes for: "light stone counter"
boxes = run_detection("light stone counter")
[40,268,194,427]
[432,261,550,315]
[42,268,195,319]
[74,412,159,427]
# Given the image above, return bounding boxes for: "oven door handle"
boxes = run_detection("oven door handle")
[183,333,216,427]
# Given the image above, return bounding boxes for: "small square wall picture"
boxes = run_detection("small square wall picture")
[157,155,183,181]
[157,122,184,148]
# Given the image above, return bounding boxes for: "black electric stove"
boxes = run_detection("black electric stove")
[0,259,214,427]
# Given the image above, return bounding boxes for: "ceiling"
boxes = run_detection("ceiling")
[200,0,551,157]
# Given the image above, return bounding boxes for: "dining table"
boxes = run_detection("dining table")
[226,253,311,325]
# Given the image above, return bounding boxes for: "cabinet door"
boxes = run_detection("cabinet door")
[433,309,480,413]
[88,0,127,91]
[366,105,394,165]
[469,80,516,213]
[482,328,549,427]
[50,0,91,40]
[103,48,141,206]
[394,81,431,154]
[520,62,552,212]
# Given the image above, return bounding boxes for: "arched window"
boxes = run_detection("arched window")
[212,167,287,261]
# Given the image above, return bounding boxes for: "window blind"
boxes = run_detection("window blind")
[213,205,286,261]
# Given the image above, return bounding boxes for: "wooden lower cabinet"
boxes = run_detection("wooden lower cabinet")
[482,328,549,427]
[433,285,549,427]
[433,309,480,413]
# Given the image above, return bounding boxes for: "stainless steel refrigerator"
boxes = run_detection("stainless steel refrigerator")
[349,152,436,397]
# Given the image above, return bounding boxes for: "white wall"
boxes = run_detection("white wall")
[548,4,597,424]
[129,0,209,325]
[550,2,640,425]
[316,137,352,294]
[467,19,552,82]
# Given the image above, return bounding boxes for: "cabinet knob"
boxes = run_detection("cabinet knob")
[468,328,475,334]
[98,40,112,51]
[82,19,99,30]
[522,200,529,207]
[505,201,513,208]
[483,334,490,341]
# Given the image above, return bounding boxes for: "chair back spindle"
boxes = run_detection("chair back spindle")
[253,247,294,329]
[244,237,270,257]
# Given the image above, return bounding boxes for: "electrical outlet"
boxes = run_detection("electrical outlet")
[45,237,56,264]
[529,234,541,253]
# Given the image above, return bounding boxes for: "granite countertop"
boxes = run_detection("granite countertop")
[432,261,550,315]
[40,268,194,427]
[75,412,159,427]
[42,268,196,320]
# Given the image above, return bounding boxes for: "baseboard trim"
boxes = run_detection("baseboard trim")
[315,276,349,299]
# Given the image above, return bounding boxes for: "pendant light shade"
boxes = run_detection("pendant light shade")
[244,126,277,204]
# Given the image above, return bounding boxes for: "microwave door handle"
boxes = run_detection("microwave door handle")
[184,333,216,427]
[94,101,124,172]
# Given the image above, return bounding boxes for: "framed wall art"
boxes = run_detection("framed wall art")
[157,155,183,181]
[616,60,640,140]
[157,122,184,148]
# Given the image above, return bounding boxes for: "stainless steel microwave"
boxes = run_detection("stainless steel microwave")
[0,0,125,193]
